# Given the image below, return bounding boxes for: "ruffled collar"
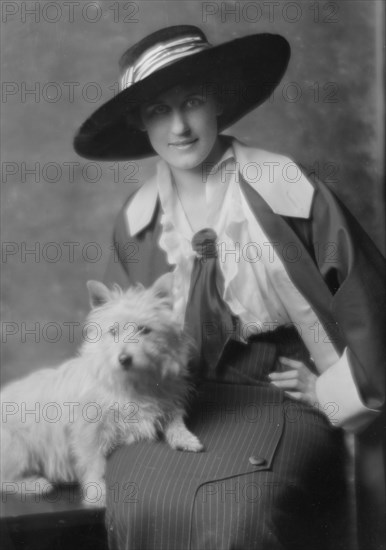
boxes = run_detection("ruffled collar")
[155,141,252,323]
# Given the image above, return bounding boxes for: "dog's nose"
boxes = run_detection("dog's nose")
[119,353,132,370]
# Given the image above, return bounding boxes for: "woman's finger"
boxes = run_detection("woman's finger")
[269,370,299,381]
[278,356,304,369]
[270,378,302,390]
[284,391,303,401]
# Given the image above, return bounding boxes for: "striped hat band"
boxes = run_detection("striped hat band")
[120,34,212,91]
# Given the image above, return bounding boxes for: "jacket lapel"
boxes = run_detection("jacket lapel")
[239,176,345,352]
[110,197,171,288]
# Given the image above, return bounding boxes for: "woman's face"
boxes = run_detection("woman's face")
[139,83,222,171]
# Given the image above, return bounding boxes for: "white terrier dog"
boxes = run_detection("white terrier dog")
[0,274,203,506]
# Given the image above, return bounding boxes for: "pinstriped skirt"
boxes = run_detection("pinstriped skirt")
[105,335,348,550]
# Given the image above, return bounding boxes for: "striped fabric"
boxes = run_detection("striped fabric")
[120,35,211,90]
[106,382,283,550]
[105,332,348,550]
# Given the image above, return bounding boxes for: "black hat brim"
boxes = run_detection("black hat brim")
[74,33,290,161]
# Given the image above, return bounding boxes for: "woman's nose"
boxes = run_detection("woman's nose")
[170,110,189,135]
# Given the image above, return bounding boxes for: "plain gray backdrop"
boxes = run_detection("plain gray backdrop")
[1,0,384,383]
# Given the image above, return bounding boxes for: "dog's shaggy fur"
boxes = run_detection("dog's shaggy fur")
[0,274,203,506]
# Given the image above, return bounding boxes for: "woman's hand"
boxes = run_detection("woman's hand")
[268,357,319,408]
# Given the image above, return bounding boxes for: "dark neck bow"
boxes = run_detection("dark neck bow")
[184,228,237,376]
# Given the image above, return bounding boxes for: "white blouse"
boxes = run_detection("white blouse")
[156,149,339,374]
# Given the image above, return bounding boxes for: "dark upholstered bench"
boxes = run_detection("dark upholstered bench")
[0,485,108,550]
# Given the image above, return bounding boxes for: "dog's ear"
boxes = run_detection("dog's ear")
[86,280,111,308]
[151,273,173,307]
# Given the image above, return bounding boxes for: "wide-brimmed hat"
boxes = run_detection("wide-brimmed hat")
[73,25,290,161]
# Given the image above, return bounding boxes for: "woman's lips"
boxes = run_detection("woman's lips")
[168,139,198,150]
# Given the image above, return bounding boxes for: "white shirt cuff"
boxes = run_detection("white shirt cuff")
[315,348,380,433]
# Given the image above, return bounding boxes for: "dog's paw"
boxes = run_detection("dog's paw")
[81,479,106,508]
[170,432,204,453]
[19,477,54,495]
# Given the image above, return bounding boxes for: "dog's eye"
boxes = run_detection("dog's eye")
[137,325,151,335]
[109,326,118,337]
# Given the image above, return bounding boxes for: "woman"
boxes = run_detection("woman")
[74,26,385,550]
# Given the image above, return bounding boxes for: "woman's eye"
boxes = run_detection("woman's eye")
[137,325,151,335]
[186,97,204,108]
[150,104,169,116]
